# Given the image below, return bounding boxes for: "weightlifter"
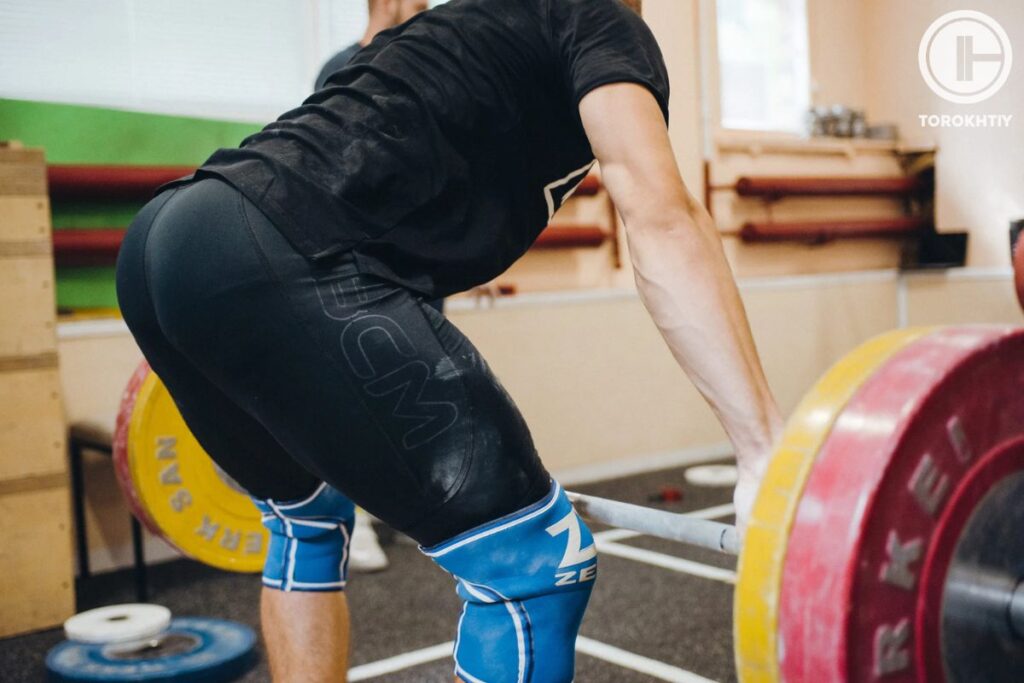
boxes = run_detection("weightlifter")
[115,0,782,681]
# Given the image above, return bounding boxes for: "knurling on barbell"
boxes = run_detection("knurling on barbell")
[566,492,739,554]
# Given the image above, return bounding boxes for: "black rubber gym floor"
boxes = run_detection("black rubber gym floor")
[1,461,739,682]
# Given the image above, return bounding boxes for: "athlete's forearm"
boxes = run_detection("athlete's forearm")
[626,203,783,464]
[578,83,782,465]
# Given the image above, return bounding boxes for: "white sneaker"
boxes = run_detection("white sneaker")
[348,509,389,573]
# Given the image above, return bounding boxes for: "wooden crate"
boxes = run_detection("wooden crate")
[0,360,65,481]
[0,196,50,242]
[0,484,75,638]
[0,143,74,635]
[0,146,47,196]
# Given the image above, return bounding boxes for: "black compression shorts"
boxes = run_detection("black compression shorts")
[115,178,550,546]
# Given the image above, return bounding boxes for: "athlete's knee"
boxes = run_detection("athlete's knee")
[254,483,356,592]
[422,481,597,683]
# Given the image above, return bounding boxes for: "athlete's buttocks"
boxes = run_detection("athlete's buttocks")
[193,0,668,298]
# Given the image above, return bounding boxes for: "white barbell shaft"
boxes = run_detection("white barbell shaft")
[567,492,739,555]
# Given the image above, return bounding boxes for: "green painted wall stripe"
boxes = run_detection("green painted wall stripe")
[55,267,119,310]
[51,203,141,229]
[0,98,261,165]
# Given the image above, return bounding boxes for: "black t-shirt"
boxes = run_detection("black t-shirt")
[196,0,669,298]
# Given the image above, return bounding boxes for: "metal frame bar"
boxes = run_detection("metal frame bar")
[68,434,149,602]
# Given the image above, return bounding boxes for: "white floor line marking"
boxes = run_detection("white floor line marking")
[595,540,737,584]
[576,636,720,683]
[681,502,736,521]
[593,527,644,543]
[348,641,454,681]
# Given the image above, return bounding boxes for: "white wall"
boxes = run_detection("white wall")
[863,0,1023,267]
[806,0,868,109]
[645,0,706,192]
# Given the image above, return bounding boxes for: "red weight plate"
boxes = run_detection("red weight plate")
[777,326,1024,682]
[112,360,163,537]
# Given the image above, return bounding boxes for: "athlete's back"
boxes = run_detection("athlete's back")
[192,0,668,297]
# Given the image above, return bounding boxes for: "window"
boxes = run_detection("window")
[0,0,373,122]
[715,0,810,133]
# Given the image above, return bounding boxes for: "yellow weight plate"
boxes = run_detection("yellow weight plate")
[126,371,267,573]
[734,327,934,682]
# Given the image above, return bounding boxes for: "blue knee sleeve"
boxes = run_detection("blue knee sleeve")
[422,481,597,683]
[253,483,356,592]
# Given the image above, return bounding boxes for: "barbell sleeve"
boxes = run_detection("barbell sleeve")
[566,492,740,555]
[944,567,1024,641]
[1011,582,1024,640]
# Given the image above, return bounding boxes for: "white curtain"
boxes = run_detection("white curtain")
[0,0,370,122]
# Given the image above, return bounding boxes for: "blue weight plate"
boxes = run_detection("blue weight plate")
[46,617,256,682]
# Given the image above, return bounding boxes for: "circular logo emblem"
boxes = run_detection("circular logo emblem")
[919,10,1012,104]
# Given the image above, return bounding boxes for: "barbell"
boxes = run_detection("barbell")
[566,492,739,554]
[114,324,1024,681]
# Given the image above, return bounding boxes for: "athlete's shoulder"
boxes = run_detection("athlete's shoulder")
[543,0,657,46]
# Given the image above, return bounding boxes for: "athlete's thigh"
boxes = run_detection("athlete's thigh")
[413,299,552,540]
[236,200,551,545]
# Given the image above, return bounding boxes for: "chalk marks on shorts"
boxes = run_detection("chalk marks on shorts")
[316,276,459,450]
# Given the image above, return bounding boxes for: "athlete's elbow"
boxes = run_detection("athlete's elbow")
[622,201,703,240]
